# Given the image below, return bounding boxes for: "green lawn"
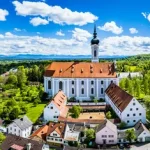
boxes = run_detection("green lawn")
[26,102,47,123]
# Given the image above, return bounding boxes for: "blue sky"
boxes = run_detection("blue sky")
[0,0,150,56]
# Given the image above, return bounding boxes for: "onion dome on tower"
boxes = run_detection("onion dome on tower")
[91,25,99,45]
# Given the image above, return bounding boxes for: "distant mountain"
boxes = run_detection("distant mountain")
[0,54,128,60]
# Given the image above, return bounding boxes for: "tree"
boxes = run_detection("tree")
[119,121,127,129]
[143,96,150,120]
[17,66,27,87]
[125,129,136,142]
[70,105,82,118]
[0,132,6,144]
[9,106,20,120]
[85,129,95,142]
[6,74,18,85]
[106,111,112,119]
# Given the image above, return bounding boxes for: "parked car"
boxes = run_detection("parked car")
[119,144,124,149]
[124,143,131,148]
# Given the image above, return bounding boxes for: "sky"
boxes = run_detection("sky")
[0,0,150,56]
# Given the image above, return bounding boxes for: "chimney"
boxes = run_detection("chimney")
[27,143,31,150]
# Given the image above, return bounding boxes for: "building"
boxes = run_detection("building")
[43,90,69,122]
[105,83,146,126]
[0,134,49,150]
[7,115,33,138]
[64,124,83,143]
[95,119,118,145]
[44,26,119,101]
[46,122,66,146]
[117,72,142,80]
[134,121,150,142]
[30,125,49,142]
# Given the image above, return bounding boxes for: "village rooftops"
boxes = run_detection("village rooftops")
[47,122,65,138]
[30,125,49,142]
[0,134,43,150]
[44,62,117,78]
[11,115,33,130]
[105,83,133,112]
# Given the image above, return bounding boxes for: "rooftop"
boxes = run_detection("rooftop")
[0,134,43,150]
[47,122,65,138]
[44,62,117,78]
[11,115,33,130]
[105,83,133,112]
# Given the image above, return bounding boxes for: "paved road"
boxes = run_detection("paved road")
[130,143,150,150]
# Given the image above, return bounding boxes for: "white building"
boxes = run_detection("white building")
[43,90,69,122]
[44,26,119,101]
[134,121,150,142]
[46,122,66,145]
[105,83,146,127]
[95,119,118,145]
[7,115,33,138]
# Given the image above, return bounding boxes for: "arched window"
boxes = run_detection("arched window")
[94,50,97,57]
[72,88,74,94]
[59,81,63,90]
[91,88,94,94]
[101,88,104,94]
[48,80,51,89]
[81,88,84,94]
[72,81,74,85]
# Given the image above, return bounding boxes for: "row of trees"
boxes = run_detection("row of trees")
[119,73,150,98]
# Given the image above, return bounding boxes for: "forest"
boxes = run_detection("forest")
[0,54,150,123]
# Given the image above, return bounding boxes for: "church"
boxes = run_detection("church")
[44,26,119,101]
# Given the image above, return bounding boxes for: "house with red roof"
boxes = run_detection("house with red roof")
[43,90,69,122]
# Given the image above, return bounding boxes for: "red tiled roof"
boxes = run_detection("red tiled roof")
[30,125,49,141]
[47,122,65,138]
[105,83,133,112]
[51,91,69,118]
[44,62,117,78]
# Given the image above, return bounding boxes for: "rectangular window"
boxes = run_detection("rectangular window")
[130,108,132,111]
[91,81,94,85]
[133,114,136,116]
[53,133,57,136]
[81,88,84,94]
[51,107,53,109]
[72,81,74,85]
[108,135,114,138]
[101,88,104,94]
[127,114,129,117]
[55,138,58,141]
[127,120,130,123]
[81,81,84,85]
[133,103,135,105]
[139,113,142,116]
[102,135,107,138]
[101,80,103,84]
[48,81,51,89]
[136,108,138,110]
[109,140,114,142]
[91,88,94,94]
[72,88,74,94]
[133,120,136,122]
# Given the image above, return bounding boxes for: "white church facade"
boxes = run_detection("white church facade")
[44,26,119,101]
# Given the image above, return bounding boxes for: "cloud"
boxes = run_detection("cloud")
[56,30,65,36]
[141,12,150,22]
[129,28,138,34]
[72,28,92,42]
[98,21,123,34]
[0,32,150,56]
[14,28,21,32]
[12,1,98,26]
[30,17,49,26]
[0,9,9,21]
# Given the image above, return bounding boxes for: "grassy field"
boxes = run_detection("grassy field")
[26,102,46,123]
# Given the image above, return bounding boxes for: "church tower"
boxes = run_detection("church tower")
[91,25,99,62]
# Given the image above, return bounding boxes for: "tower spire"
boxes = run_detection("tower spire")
[93,24,97,38]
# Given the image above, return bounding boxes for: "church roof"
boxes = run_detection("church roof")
[44,62,117,78]
[91,25,99,45]
[105,83,133,112]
